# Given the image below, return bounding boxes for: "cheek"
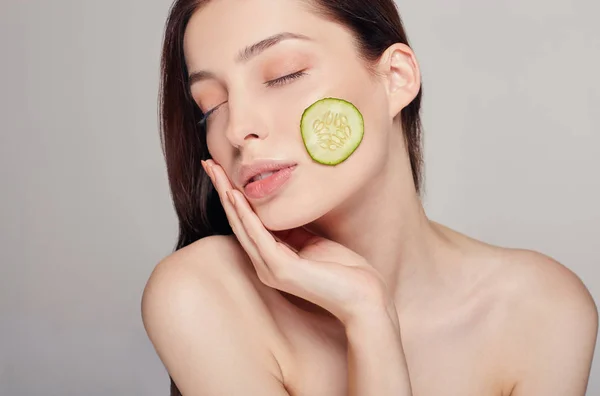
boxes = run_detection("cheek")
[268,97,315,163]
[205,131,233,170]
[273,104,305,140]
[254,140,386,231]
[311,101,389,192]
[205,133,218,158]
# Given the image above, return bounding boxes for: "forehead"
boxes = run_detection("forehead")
[183,0,347,71]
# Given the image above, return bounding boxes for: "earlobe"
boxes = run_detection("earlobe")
[380,43,421,118]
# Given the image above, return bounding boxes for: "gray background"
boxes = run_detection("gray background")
[1,0,598,394]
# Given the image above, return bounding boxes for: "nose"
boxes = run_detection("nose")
[225,95,269,149]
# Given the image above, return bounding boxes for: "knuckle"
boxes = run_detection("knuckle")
[256,269,275,288]
[270,264,291,285]
[354,270,387,303]
[247,232,258,244]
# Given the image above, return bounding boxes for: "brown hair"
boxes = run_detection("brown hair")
[158,0,423,394]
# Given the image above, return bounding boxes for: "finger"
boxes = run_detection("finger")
[204,160,232,207]
[205,161,267,269]
[230,189,299,270]
[206,161,253,243]
[203,161,242,235]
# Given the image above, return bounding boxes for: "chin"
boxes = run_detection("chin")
[254,194,330,232]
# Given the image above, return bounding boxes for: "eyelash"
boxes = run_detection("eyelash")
[197,70,307,126]
[264,70,307,88]
[198,102,225,127]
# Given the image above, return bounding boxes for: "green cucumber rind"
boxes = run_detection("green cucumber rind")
[300,97,365,166]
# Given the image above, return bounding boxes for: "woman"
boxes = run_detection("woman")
[142,0,598,395]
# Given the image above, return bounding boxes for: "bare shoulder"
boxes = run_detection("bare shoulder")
[142,234,280,319]
[141,235,289,395]
[493,247,598,327]
[489,247,598,394]
[143,234,258,293]
[438,223,597,323]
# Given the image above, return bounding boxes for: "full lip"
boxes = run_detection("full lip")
[238,159,298,188]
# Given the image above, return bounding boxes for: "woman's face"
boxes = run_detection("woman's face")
[184,0,403,231]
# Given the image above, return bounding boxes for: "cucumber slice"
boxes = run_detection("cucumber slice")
[300,97,364,165]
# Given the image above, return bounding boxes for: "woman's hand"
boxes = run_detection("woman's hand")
[202,159,393,325]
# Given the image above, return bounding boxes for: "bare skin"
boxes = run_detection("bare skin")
[142,0,598,394]
[144,227,597,395]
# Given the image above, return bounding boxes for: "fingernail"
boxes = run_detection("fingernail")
[226,190,236,206]
[207,163,215,180]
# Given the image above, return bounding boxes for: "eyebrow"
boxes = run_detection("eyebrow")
[188,32,312,86]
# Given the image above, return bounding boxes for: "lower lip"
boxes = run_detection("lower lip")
[244,166,297,200]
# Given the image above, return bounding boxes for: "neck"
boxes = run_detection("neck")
[305,142,452,312]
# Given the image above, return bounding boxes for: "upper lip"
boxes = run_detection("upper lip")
[238,159,298,187]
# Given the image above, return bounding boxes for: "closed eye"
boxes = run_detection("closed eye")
[198,101,227,126]
[265,70,307,88]
[197,70,307,126]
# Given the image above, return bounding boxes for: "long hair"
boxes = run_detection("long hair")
[158,1,423,394]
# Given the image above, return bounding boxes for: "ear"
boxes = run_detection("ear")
[376,43,421,119]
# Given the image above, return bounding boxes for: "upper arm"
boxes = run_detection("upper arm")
[141,238,289,396]
[506,252,598,396]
